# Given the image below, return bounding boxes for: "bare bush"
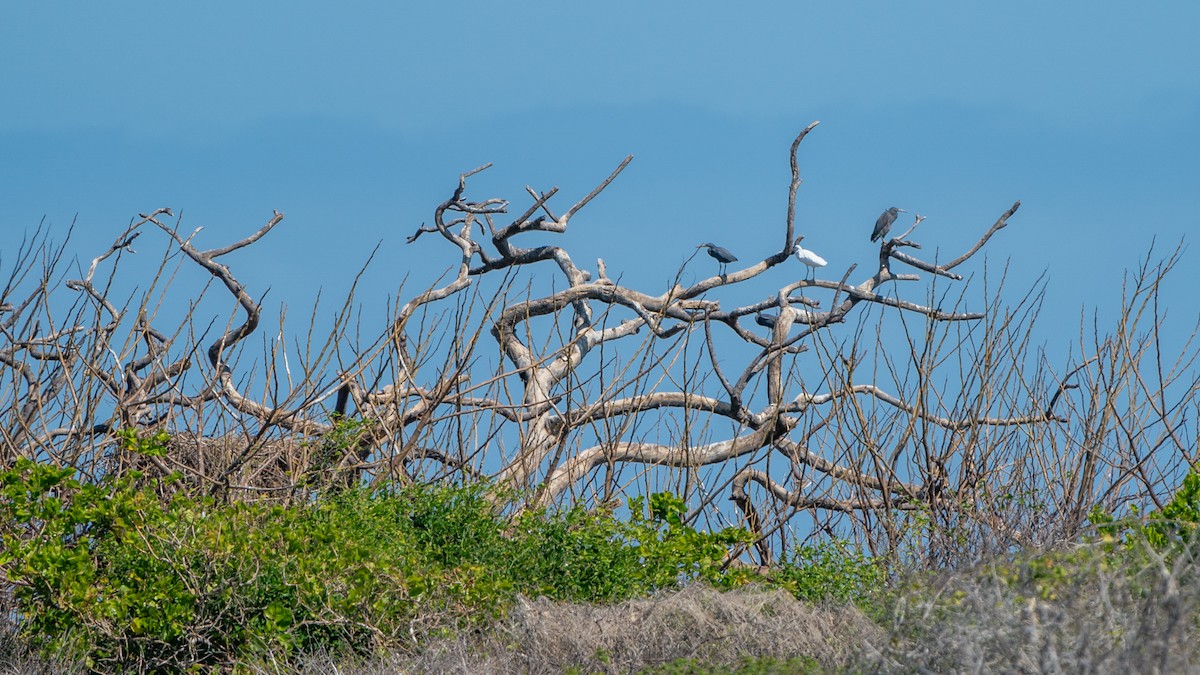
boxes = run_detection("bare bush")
[865,540,1200,673]
[0,624,83,675]
[1,123,1195,568]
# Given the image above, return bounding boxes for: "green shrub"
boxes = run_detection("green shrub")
[772,540,886,605]
[1145,468,1200,549]
[628,492,758,591]
[506,502,646,601]
[506,492,756,602]
[1089,466,1200,555]
[0,458,762,671]
[0,464,510,670]
[115,428,172,458]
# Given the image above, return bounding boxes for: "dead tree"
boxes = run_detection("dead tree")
[2,122,1194,566]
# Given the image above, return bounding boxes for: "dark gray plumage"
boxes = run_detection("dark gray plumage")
[697,242,738,275]
[871,207,906,242]
[755,312,777,328]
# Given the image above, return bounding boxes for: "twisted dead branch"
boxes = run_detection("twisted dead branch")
[1,125,1194,567]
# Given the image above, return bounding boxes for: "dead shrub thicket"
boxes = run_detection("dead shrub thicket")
[0,122,1195,570]
[866,538,1200,673]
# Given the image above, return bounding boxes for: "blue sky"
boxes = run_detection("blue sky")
[3,2,1198,354]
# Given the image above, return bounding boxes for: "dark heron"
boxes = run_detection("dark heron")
[697,242,738,275]
[871,207,907,242]
[755,312,778,328]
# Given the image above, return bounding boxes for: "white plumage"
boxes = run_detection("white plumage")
[791,243,827,269]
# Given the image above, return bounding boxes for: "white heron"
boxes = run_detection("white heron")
[791,241,827,279]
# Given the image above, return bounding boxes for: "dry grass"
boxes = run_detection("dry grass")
[286,584,877,674]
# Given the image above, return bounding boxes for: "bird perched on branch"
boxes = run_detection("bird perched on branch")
[871,207,906,242]
[791,241,827,278]
[697,242,737,275]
